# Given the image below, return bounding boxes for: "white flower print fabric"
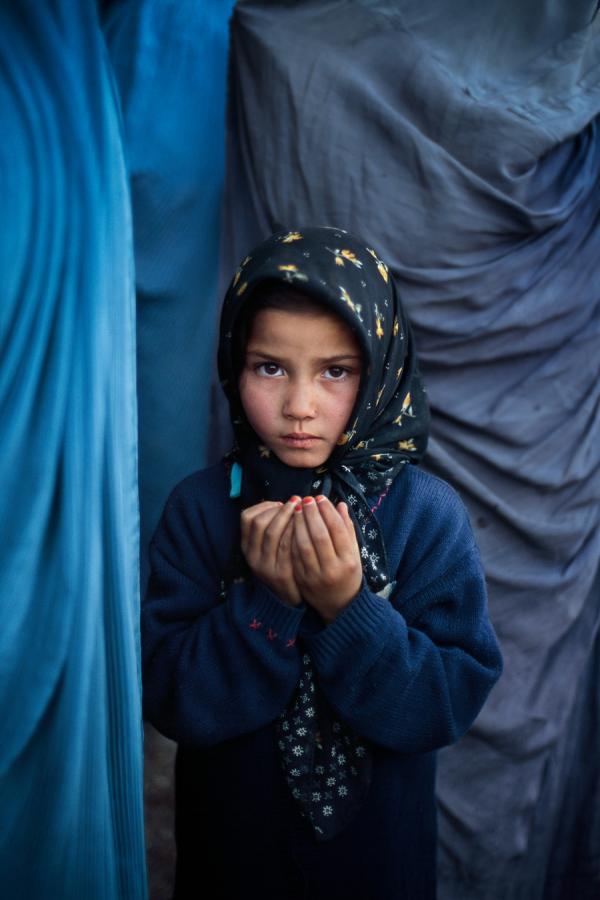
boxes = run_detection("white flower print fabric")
[277,655,372,841]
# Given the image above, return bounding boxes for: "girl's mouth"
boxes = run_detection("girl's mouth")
[281,433,321,448]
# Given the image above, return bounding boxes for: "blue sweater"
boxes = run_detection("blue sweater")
[142,462,502,899]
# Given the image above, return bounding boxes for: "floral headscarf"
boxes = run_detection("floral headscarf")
[218,225,430,592]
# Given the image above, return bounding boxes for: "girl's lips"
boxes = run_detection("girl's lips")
[280,434,321,447]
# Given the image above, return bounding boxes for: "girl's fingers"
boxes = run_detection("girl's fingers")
[242,500,282,521]
[240,501,279,545]
[293,499,321,571]
[241,501,287,559]
[300,496,338,568]
[268,499,299,560]
[338,500,358,536]
[291,528,308,580]
[314,496,353,558]
[240,500,280,540]
[277,518,294,562]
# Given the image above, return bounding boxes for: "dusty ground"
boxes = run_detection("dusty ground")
[144,723,177,900]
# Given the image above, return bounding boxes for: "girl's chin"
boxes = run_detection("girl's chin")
[272,446,330,468]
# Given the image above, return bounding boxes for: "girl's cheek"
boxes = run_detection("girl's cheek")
[240,378,278,424]
[239,373,260,420]
[335,377,360,406]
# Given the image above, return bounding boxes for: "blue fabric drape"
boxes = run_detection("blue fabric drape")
[220,2,600,897]
[0,3,146,897]
[103,0,236,592]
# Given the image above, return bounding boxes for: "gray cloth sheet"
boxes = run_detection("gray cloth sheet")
[220,2,600,896]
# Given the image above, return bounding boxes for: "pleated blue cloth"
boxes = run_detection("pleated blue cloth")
[0,3,146,897]
[103,0,237,592]
[220,3,600,898]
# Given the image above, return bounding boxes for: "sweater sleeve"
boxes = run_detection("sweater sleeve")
[302,482,503,754]
[141,478,306,748]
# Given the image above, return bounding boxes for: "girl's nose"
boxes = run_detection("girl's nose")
[283,380,317,420]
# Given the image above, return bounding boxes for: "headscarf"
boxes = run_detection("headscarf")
[218,227,431,840]
[218,225,430,592]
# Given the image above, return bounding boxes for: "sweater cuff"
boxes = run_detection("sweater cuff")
[303,585,397,675]
[228,577,306,643]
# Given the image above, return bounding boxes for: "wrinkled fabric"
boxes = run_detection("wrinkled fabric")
[0,3,145,898]
[103,0,236,591]
[221,2,600,897]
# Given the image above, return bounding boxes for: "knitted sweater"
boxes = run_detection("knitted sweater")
[143,461,501,753]
[142,461,502,899]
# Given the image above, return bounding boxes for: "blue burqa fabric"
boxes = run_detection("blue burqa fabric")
[220,2,600,897]
[0,3,146,897]
[103,0,236,592]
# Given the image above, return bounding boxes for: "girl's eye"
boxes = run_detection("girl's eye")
[323,366,350,380]
[256,362,284,377]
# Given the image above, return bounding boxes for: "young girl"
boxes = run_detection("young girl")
[142,227,503,900]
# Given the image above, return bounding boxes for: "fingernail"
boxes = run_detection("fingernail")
[289,495,301,504]
[295,503,303,512]
[302,496,314,505]
[315,495,326,503]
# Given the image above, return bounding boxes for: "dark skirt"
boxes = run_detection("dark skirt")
[174,725,437,900]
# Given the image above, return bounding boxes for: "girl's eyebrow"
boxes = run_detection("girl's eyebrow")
[314,354,363,364]
[246,348,362,364]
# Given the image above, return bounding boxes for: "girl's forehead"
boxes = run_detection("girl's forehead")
[246,306,361,351]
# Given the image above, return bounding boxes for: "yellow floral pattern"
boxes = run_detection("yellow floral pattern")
[327,247,364,269]
[366,247,389,283]
[374,304,384,339]
[277,263,308,284]
[397,439,417,452]
[339,285,363,320]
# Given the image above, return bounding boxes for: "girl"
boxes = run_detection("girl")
[142,227,502,899]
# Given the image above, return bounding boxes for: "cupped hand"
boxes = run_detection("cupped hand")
[291,496,363,623]
[240,497,303,607]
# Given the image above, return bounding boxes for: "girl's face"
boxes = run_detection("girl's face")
[239,307,362,468]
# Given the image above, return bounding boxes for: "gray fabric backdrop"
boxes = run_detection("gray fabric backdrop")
[220,3,600,897]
